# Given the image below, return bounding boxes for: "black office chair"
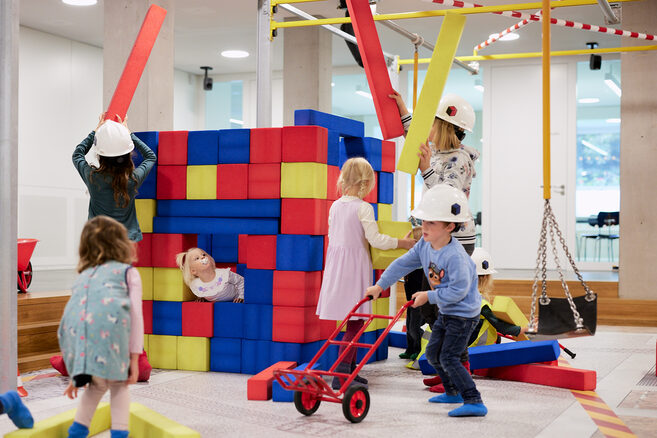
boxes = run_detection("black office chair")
[581,211,619,261]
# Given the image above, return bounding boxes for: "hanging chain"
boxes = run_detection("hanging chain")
[528,200,550,333]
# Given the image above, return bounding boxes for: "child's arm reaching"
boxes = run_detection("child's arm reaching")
[126,268,144,384]
[389,91,411,135]
[228,270,244,303]
[481,305,522,337]
[368,244,423,299]
[358,203,415,250]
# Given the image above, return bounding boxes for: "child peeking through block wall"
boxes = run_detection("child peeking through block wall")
[176,248,244,303]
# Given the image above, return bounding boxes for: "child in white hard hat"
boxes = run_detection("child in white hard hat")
[72,113,156,242]
[367,184,487,417]
[175,248,244,303]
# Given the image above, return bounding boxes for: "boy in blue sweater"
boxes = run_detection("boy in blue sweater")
[366,184,487,417]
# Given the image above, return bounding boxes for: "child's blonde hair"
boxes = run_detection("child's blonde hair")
[175,247,202,287]
[429,118,461,153]
[478,274,494,302]
[77,216,134,273]
[337,157,375,199]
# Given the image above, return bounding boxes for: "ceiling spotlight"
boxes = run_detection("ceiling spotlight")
[578,98,600,104]
[221,50,249,59]
[62,0,97,5]
[604,73,622,97]
[489,32,519,41]
[200,66,213,91]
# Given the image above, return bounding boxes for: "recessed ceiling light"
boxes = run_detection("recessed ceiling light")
[221,50,249,59]
[606,118,621,124]
[355,90,372,100]
[489,32,519,41]
[62,0,97,5]
[578,98,600,104]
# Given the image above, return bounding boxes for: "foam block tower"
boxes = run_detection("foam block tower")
[134,109,397,386]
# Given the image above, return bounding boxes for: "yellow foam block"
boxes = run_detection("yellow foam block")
[5,403,110,437]
[135,199,157,233]
[491,295,530,341]
[137,266,154,300]
[153,267,195,301]
[374,296,390,330]
[186,165,217,200]
[129,403,200,438]
[280,162,327,199]
[148,335,177,369]
[378,203,392,221]
[397,13,467,174]
[144,334,150,357]
[177,336,210,371]
[370,221,412,269]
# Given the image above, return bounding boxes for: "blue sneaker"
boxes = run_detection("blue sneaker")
[67,421,89,437]
[110,430,129,438]
[429,393,464,404]
[0,390,34,429]
[448,403,488,417]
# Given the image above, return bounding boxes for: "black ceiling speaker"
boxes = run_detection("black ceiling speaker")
[337,1,363,68]
[201,66,213,90]
[587,42,601,70]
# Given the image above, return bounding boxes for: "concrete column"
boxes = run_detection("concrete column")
[619,0,657,299]
[0,0,18,392]
[283,19,332,126]
[104,0,174,132]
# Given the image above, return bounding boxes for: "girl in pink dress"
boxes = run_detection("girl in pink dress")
[316,157,415,388]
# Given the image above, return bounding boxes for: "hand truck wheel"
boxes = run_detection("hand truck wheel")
[342,385,370,423]
[294,390,321,416]
[17,261,33,293]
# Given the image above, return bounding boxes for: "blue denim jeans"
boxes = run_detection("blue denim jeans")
[426,313,482,404]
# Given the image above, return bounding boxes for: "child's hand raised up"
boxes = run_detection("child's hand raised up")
[388,90,410,117]
[418,140,432,172]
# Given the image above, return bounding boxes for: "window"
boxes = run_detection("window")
[205,80,243,129]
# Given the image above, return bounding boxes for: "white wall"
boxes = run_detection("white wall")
[174,69,205,131]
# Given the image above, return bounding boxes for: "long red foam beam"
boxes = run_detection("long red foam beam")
[346,0,404,140]
[104,5,168,122]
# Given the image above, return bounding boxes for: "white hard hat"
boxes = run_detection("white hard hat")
[471,248,497,275]
[411,184,472,223]
[94,120,133,157]
[436,93,475,132]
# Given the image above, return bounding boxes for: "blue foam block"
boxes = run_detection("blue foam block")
[152,301,182,336]
[294,109,364,138]
[156,200,281,218]
[241,339,272,375]
[210,337,242,373]
[418,353,436,375]
[355,331,378,364]
[276,235,323,271]
[468,340,561,371]
[300,340,335,371]
[153,217,279,235]
[378,172,394,204]
[133,131,159,167]
[213,302,244,339]
[327,130,340,167]
[341,137,382,171]
[370,203,378,220]
[236,263,247,278]
[218,129,250,163]
[272,362,320,402]
[244,269,274,305]
[187,130,220,165]
[135,164,157,199]
[376,328,389,361]
[244,304,273,341]
[212,233,239,263]
[197,234,212,253]
[388,330,407,349]
[270,342,302,365]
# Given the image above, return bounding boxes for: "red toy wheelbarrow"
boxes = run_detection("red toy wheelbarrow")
[17,239,38,293]
[274,296,414,423]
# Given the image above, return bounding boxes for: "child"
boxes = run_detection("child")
[399,225,426,361]
[425,247,526,393]
[0,391,33,430]
[58,216,144,438]
[366,184,487,417]
[316,157,415,389]
[73,114,156,242]
[176,248,244,303]
[389,91,479,255]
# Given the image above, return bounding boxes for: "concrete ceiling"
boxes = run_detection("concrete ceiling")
[19,0,628,76]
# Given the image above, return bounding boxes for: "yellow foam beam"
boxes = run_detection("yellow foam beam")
[186,165,217,200]
[491,295,530,340]
[377,203,392,221]
[370,221,412,269]
[397,13,466,175]
[5,403,110,438]
[129,403,200,438]
[135,199,156,233]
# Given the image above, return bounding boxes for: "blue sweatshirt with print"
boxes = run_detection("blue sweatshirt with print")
[376,237,481,319]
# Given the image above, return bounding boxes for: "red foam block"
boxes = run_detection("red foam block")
[157,165,187,200]
[247,360,297,401]
[327,165,340,201]
[281,126,328,163]
[320,318,337,339]
[216,263,237,273]
[238,234,248,264]
[363,172,378,204]
[250,128,282,163]
[474,363,596,391]
[104,5,167,123]
[217,164,248,199]
[158,131,188,165]
[246,235,277,270]
[273,271,322,307]
[142,300,153,334]
[134,233,152,267]
[281,199,328,235]
[181,301,214,337]
[381,140,396,172]
[272,306,321,343]
[151,233,198,268]
[345,0,404,140]
[374,270,390,298]
[248,163,281,199]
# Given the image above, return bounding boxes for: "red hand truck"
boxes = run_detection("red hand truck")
[274,296,415,423]
[17,239,38,293]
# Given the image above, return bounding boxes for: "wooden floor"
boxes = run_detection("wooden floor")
[395,278,657,327]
